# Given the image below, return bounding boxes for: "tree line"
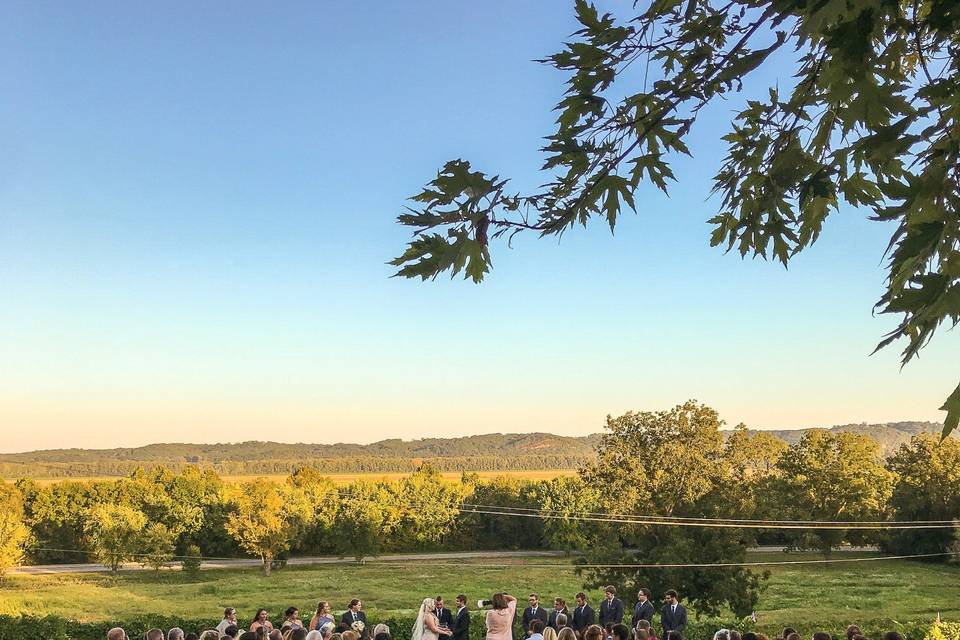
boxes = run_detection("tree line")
[2,402,958,616]
[0,454,592,479]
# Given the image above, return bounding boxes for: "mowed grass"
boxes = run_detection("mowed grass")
[27,470,577,486]
[1,553,958,631]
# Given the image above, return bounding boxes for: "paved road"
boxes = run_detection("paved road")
[10,546,879,575]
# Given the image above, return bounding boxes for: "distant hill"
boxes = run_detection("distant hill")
[0,422,944,479]
[749,421,945,457]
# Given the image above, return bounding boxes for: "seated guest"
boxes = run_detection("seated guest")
[199,632,220,640]
[636,621,656,640]
[268,631,283,640]
[584,625,605,640]
[544,627,558,640]
[730,632,742,640]
[813,634,830,640]
[883,634,904,640]
[665,633,682,640]
[558,630,577,640]
[168,629,185,640]
[556,616,568,632]
[107,629,127,640]
[713,631,729,640]
[146,630,164,640]
[636,631,648,640]
[305,633,322,640]
[223,626,239,640]
[612,625,631,640]
[238,634,257,640]
[289,631,309,640]
[781,629,797,640]
[530,620,547,640]
[846,627,861,640]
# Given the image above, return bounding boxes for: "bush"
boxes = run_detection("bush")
[181,544,202,579]
[926,622,960,640]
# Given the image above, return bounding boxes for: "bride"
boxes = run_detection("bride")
[411,598,453,640]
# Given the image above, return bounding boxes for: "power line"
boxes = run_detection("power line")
[459,503,958,526]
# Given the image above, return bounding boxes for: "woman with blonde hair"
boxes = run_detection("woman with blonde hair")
[412,597,453,640]
[544,627,559,640]
[559,629,577,640]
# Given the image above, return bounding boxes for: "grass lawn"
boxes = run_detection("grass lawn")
[1,553,957,632]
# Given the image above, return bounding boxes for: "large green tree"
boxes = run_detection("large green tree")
[224,479,304,576]
[763,430,894,556]
[577,401,766,618]
[391,0,960,435]
[83,503,148,572]
[884,434,960,555]
[0,481,30,575]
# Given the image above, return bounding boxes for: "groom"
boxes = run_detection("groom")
[451,595,470,640]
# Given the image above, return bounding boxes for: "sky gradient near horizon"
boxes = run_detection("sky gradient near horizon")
[1,1,954,453]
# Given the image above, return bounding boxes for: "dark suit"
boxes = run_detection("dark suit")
[436,607,454,630]
[571,604,594,636]
[548,608,570,630]
[451,607,470,640]
[632,601,654,626]
[660,603,687,636]
[341,610,369,640]
[521,606,549,637]
[598,598,624,627]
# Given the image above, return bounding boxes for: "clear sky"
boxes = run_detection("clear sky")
[0,1,953,453]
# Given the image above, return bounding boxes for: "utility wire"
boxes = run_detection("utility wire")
[457,507,959,529]
[458,503,958,526]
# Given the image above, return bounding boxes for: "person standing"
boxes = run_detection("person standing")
[217,608,239,635]
[548,599,570,631]
[311,602,336,632]
[342,599,370,640]
[451,595,470,640]
[631,590,654,628]
[412,598,452,640]
[435,596,454,634]
[521,595,549,639]
[485,592,518,640]
[571,593,594,639]
[598,587,623,627]
[659,591,686,638]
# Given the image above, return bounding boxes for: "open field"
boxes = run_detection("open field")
[22,469,577,486]
[1,553,957,631]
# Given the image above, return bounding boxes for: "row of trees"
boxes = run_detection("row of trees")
[2,402,958,614]
[0,454,593,479]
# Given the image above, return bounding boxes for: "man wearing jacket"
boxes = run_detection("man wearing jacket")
[660,590,687,638]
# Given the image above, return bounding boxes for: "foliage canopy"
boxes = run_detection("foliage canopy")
[391,0,960,436]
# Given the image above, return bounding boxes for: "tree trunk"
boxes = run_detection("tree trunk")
[263,554,272,576]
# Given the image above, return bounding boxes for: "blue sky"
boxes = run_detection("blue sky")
[0,1,953,452]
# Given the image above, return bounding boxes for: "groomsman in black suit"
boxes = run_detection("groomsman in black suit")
[660,590,687,638]
[451,595,470,640]
[435,596,454,632]
[521,594,550,638]
[598,586,624,627]
[548,598,570,630]
[632,589,655,627]
[571,592,595,638]
[341,599,370,640]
